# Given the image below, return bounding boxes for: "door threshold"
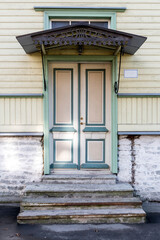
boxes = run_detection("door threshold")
[50,169,112,175]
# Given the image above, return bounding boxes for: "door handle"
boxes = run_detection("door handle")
[80,122,84,125]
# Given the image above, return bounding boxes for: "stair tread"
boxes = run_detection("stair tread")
[18,208,146,219]
[22,197,142,205]
[25,183,133,193]
[42,174,116,180]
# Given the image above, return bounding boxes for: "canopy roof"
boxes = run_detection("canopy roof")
[16,24,147,55]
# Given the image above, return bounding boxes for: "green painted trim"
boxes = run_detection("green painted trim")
[53,68,73,126]
[43,10,117,30]
[86,139,105,164]
[83,127,109,132]
[118,93,160,98]
[0,93,43,98]
[53,139,73,163]
[43,57,50,174]
[51,163,78,169]
[78,63,81,170]
[34,7,126,12]
[111,57,118,173]
[46,56,116,62]
[42,9,118,174]
[118,131,160,135]
[81,163,109,169]
[50,127,77,132]
[44,55,117,174]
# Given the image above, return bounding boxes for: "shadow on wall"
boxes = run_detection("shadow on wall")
[118,135,160,201]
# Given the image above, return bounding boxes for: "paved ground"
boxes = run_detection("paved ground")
[0,205,160,240]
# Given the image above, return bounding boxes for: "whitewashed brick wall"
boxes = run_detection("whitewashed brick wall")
[118,135,160,201]
[0,137,43,196]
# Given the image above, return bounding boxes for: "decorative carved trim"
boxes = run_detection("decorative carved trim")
[32,25,130,50]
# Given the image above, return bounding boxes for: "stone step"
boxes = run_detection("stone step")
[25,183,133,198]
[21,197,142,210]
[42,174,116,184]
[17,208,146,224]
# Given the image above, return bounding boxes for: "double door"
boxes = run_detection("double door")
[49,63,111,169]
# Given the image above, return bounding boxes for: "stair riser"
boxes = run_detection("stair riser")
[42,180,116,184]
[25,191,133,198]
[21,204,142,211]
[17,216,146,224]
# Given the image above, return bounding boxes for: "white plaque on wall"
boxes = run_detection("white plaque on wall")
[124,69,138,78]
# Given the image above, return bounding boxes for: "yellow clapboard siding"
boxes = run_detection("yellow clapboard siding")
[120,75,160,81]
[0,97,43,131]
[0,125,43,132]
[0,82,42,88]
[119,89,160,94]
[0,30,42,36]
[0,69,42,75]
[0,62,42,68]
[0,0,159,132]
[1,0,160,2]
[118,10,160,16]
[0,74,42,82]
[120,82,160,88]
[0,89,43,94]
[0,10,42,16]
[118,98,160,130]
[118,125,160,132]
[0,3,159,11]
[134,49,160,55]
[121,56,160,62]
[138,43,160,49]
[0,16,43,23]
[0,75,42,81]
[119,62,160,68]
[0,23,43,29]
[117,23,160,30]
[117,16,160,23]
[0,56,41,62]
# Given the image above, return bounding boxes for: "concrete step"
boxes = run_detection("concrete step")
[25,183,133,198]
[42,173,116,184]
[42,174,116,184]
[17,207,146,224]
[21,197,142,210]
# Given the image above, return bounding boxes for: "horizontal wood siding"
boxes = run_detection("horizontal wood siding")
[0,97,43,132]
[118,97,160,131]
[0,0,159,131]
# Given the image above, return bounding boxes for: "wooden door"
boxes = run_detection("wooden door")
[49,63,111,170]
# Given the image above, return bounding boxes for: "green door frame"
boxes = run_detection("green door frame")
[37,7,123,174]
[43,55,118,174]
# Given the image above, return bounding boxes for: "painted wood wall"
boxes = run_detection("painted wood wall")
[0,0,160,132]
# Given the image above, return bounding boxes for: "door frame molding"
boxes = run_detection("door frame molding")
[43,55,118,174]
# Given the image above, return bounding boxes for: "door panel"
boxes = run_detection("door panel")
[49,64,78,168]
[80,63,111,169]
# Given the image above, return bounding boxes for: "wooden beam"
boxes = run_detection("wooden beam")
[42,44,46,55]
[114,46,121,56]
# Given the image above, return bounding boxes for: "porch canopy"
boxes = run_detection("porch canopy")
[16,24,147,55]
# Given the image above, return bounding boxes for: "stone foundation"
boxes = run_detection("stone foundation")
[0,135,160,201]
[118,135,160,201]
[0,137,43,196]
